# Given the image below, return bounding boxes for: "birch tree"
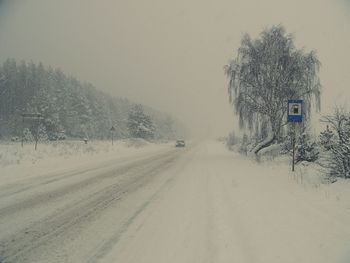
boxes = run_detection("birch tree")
[225,25,321,154]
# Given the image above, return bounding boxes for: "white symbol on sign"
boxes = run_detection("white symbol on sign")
[289,103,302,116]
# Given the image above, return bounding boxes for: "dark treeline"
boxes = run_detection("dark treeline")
[0,59,184,140]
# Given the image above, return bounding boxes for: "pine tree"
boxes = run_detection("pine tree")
[23,128,34,142]
[127,105,155,140]
[319,125,335,150]
[295,132,319,163]
[37,123,49,142]
[0,59,181,141]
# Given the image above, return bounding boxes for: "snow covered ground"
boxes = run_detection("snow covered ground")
[99,141,350,263]
[0,138,167,166]
[0,139,171,185]
[0,140,349,262]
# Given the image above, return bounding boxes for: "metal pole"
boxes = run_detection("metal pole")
[21,115,24,147]
[292,135,295,172]
[110,126,115,146]
[292,122,296,172]
[35,118,39,150]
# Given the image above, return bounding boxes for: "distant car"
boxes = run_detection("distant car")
[175,140,185,147]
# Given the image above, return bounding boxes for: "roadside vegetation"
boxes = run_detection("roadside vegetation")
[225,25,350,181]
[225,25,321,155]
[0,59,184,142]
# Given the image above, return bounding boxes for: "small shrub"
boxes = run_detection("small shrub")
[226,131,237,150]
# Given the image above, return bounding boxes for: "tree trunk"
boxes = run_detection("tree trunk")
[252,116,279,154]
[252,133,276,154]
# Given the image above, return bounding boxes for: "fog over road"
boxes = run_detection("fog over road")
[0,142,349,263]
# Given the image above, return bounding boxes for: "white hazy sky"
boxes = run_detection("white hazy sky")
[0,0,349,137]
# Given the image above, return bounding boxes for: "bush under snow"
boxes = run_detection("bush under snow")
[0,139,155,167]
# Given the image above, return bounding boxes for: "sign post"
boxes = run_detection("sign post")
[21,113,44,150]
[110,126,116,146]
[287,100,303,172]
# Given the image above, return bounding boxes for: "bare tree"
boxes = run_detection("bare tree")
[225,25,321,154]
[321,106,350,179]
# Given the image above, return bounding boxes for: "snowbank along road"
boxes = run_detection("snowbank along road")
[0,141,349,263]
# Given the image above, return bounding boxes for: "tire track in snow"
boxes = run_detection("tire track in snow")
[0,149,185,263]
[0,149,177,218]
[86,176,174,263]
[86,146,198,263]
[0,148,176,199]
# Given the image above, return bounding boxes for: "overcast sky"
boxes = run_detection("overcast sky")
[0,0,349,137]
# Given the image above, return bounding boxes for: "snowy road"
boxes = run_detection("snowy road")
[0,141,349,263]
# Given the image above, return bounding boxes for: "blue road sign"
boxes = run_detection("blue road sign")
[288,100,303,122]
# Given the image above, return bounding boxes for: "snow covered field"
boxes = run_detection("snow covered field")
[0,139,171,184]
[0,139,166,166]
[0,140,349,262]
